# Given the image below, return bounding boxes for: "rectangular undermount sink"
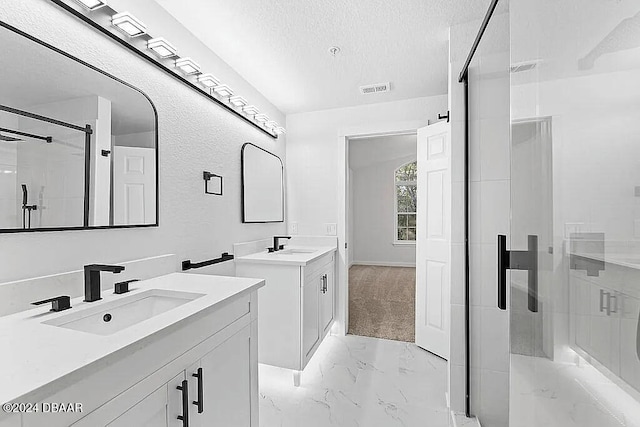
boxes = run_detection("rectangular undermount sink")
[44,289,204,336]
[273,249,317,255]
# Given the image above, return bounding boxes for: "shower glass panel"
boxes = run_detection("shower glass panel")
[509,0,640,425]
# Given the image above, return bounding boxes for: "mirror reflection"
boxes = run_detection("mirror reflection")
[0,24,157,231]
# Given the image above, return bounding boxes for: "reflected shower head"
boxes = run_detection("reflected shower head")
[22,184,28,206]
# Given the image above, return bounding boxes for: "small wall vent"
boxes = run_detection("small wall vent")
[359,82,391,95]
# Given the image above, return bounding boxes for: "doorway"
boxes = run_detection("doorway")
[347,133,417,342]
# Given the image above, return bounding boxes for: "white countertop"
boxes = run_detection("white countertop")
[0,273,264,405]
[235,245,336,266]
[571,252,640,270]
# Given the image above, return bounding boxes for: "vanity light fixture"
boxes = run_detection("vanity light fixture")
[197,73,220,88]
[213,84,234,98]
[229,96,248,108]
[73,0,108,10]
[111,12,147,37]
[275,126,286,135]
[147,38,177,58]
[265,121,278,130]
[254,114,269,124]
[242,105,260,116]
[53,0,278,139]
[175,57,201,75]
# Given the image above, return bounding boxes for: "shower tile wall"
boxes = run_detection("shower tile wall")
[449,10,511,427]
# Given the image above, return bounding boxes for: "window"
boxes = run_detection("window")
[395,161,417,242]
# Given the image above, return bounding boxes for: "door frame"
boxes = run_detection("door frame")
[336,119,428,336]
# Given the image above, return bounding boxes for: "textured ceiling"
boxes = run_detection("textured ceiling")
[154,0,504,114]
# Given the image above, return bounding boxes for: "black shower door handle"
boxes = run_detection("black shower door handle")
[498,235,508,310]
[497,235,539,312]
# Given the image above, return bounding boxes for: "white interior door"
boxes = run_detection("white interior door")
[113,146,156,225]
[415,121,451,359]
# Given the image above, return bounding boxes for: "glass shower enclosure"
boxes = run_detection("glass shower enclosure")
[508,0,640,426]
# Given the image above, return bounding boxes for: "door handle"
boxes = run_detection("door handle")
[176,379,189,426]
[192,368,204,414]
[497,235,539,312]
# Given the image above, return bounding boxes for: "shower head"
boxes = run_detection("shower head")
[0,133,22,142]
[21,184,28,206]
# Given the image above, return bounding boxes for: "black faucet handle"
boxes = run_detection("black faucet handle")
[32,296,71,312]
[114,279,139,294]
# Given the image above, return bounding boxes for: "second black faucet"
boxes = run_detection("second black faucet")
[269,236,291,252]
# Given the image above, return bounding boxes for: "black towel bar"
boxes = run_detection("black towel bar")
[182,253,234,271]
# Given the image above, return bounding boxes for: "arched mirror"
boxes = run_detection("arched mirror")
[0,22,158,232]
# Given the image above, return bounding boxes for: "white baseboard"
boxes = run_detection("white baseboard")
[450,411,481,427]
[351,261,416,268]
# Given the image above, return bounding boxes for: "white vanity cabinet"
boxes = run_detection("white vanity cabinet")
[236,249,336,384]
[570,260,640,394]
[105,325,253,427]
[6,274,263,427]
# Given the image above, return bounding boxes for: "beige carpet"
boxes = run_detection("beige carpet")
[348,265,415,342]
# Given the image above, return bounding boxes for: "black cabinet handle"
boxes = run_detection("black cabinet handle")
[176,379,189,426]
[192,368,204,414]
[497,234,539,312]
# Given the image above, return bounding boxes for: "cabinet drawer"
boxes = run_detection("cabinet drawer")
[304,252,335,280]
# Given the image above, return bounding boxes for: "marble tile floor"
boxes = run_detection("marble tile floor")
[259,334,450,427]
[510,352,640,427]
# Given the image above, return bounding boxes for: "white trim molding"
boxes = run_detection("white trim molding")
[351,261,416,268]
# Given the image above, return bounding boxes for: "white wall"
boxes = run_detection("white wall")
[512,71,640,243]
[350,135,417,266]
[0,0,286,284]
[286,95,448,332]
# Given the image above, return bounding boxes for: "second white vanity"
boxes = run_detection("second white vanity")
[236,238,337,385]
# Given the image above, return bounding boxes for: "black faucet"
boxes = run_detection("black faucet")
[270,236,292,252]
[84,264,125,302]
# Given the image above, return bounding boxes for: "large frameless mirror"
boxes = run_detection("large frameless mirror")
[0,22,158,232]
[241,143,284,223]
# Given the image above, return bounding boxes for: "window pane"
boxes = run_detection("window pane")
[408,214,416,227]
[408,228,416,240]
[398,214,408,227]
[397,195,410,212]
[396,184,417,213]
[395,161,417,182]
[398,228,408,240]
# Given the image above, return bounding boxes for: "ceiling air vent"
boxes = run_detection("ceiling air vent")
[359,82,391,95]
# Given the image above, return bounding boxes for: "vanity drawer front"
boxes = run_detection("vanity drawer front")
[304,253,335,279]
[0,415,20,427]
